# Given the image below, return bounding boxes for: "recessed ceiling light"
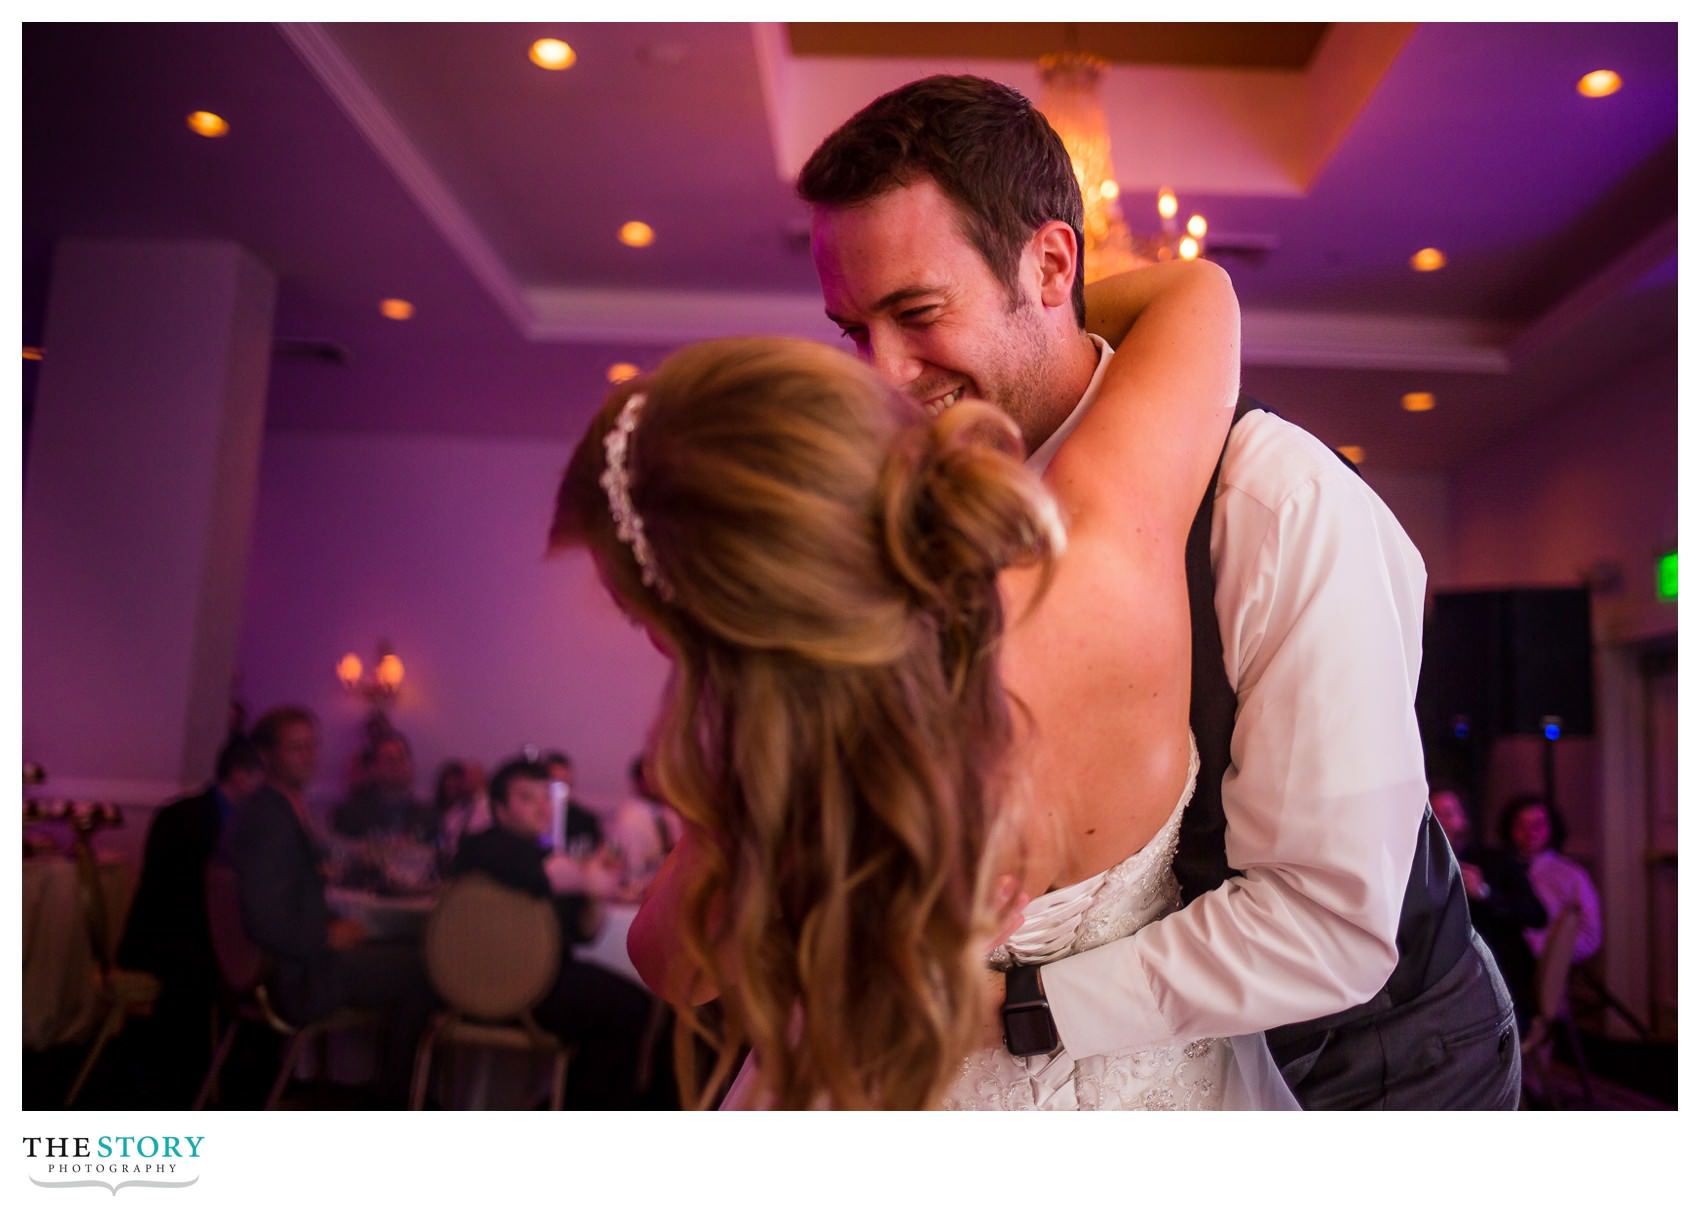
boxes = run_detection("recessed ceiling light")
[530,39,577,71]
[1186,214,1208,240]
[1156,189,1178,220]
[607,362,640,384]
[1178,237,1201,261]
[186,111,230,138]
[1577,69,1621,98]
[379,298,415,320]
[22,346,44,361]
[1402,391,1437,413]
[1410,247,1447,272]
[619,221,655,248]
[1338,445,1366,465]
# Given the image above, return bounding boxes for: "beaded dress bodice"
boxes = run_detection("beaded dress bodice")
[942,734,1233,1110]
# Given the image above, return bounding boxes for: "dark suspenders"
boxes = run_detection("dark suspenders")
[1176,394,1475,1054]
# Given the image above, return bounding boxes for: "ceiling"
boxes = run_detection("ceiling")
[21,21,1678,472]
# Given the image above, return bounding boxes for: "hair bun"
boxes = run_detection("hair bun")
[878,403,1061,622]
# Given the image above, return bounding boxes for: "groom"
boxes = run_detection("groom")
[798,75,1519,1110]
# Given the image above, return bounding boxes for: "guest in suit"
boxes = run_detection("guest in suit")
[229,706,433,1105]
[116,734,266,1102]
[453,757,652,1109]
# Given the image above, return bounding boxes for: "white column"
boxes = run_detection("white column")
[23,239,276,803]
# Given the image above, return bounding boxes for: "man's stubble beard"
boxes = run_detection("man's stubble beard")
[986,299,1071,456]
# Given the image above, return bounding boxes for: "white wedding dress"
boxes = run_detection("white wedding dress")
[722,735,1295,1110]
[941,735,1295,1111]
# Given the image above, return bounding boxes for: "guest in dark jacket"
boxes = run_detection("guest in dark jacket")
[1433,785,1547,1028]
[229,706,433,1105]
[117,735,266,1102]
[453,757,652,1109]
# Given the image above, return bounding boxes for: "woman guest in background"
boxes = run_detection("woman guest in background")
[1500,794,1603,967]
[550,262,1289,1110]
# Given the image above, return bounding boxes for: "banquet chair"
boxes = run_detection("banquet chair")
[193,860,382,1110]
[409,874,572,1110]
[63,830,161,1107]
[1520,905,1595,1110]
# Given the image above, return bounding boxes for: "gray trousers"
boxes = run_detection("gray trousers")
[1276,930,1521,1110]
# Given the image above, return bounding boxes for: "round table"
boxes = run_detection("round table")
[22,854,131,1049]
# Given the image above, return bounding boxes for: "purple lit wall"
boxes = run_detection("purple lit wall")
[235,431,669,818]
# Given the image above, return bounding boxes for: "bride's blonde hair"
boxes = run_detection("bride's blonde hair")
[551,337,1060,1108]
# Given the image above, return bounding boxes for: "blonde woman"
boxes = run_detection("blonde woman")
[549,259,1287,1109]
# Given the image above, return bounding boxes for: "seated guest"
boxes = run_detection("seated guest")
[1500,793,1603,966]
[454,757,652,1109]
[1432,784,1546,1027]
[604,755,682,899]
[229,706,433,1105]
[117,735,267,1102]
[431,758,488,861]
[332,730,434,842]
[543,750,605,854]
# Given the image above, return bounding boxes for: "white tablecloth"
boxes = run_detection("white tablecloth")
[577,901,641,987]
[22,854,131,1049]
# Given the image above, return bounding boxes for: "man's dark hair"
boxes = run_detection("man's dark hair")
[490,757,552,810]
[798,74,1087,327]
[1497,793,1569,855]
[215,734,265,781]
[250,705,316,756]
[542,750,571,771]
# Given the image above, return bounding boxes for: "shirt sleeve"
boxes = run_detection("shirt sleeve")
[1045,451,1429,1054]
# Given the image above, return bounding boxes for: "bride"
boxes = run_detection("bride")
[550,261,1291,1110]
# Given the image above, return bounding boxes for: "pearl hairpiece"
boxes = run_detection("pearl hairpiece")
[599,391,674,601]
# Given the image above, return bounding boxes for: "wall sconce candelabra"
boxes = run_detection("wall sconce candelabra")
[337,641,405,724]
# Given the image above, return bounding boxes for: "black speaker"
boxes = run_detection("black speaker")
[1419,587,1595,741]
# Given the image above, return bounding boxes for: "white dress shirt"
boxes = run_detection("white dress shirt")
[1524,850,1603,964]
[1029,343,1431,1054]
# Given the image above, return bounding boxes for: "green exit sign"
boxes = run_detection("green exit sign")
[1657,550,1677,600]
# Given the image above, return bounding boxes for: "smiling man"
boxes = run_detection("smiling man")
[796,74,1520,1110]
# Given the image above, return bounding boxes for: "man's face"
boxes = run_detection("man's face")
[496,776,552,841]
[372,738,412,793]
[1511,805,1552,860]
[811,176,1055,448]
[1431,791,1470,848]
[269,722,319,793]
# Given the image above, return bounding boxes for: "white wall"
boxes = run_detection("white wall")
[236,431,669,813]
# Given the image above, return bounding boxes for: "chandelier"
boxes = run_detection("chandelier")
[1037,52,1207,281]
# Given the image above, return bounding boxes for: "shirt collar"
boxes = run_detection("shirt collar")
[1026,333,1113,475]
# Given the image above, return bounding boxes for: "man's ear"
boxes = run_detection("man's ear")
[1032,220,1080,311]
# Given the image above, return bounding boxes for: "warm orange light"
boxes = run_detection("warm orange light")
[22,346,43,361]
[1577,70,1621,98]
[1178,236,1201,261]
[337,653,363,689]
[1410,247,1447,272]
[1338,445,1366,465]
[618,221,655,248]
[186,111,229,138]
[379,298,415,320]
[1186,214,1208,240]
[607,362,640,384]
[375,653,405,691]
[530,38,577,70]
[1402,391,1437,413]
[1156,189,1179,220]
[1099,180,1120,201]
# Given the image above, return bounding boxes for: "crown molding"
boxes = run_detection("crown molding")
[277,22,533,331]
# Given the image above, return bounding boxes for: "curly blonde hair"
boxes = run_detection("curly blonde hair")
[551,337,1061,1108]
